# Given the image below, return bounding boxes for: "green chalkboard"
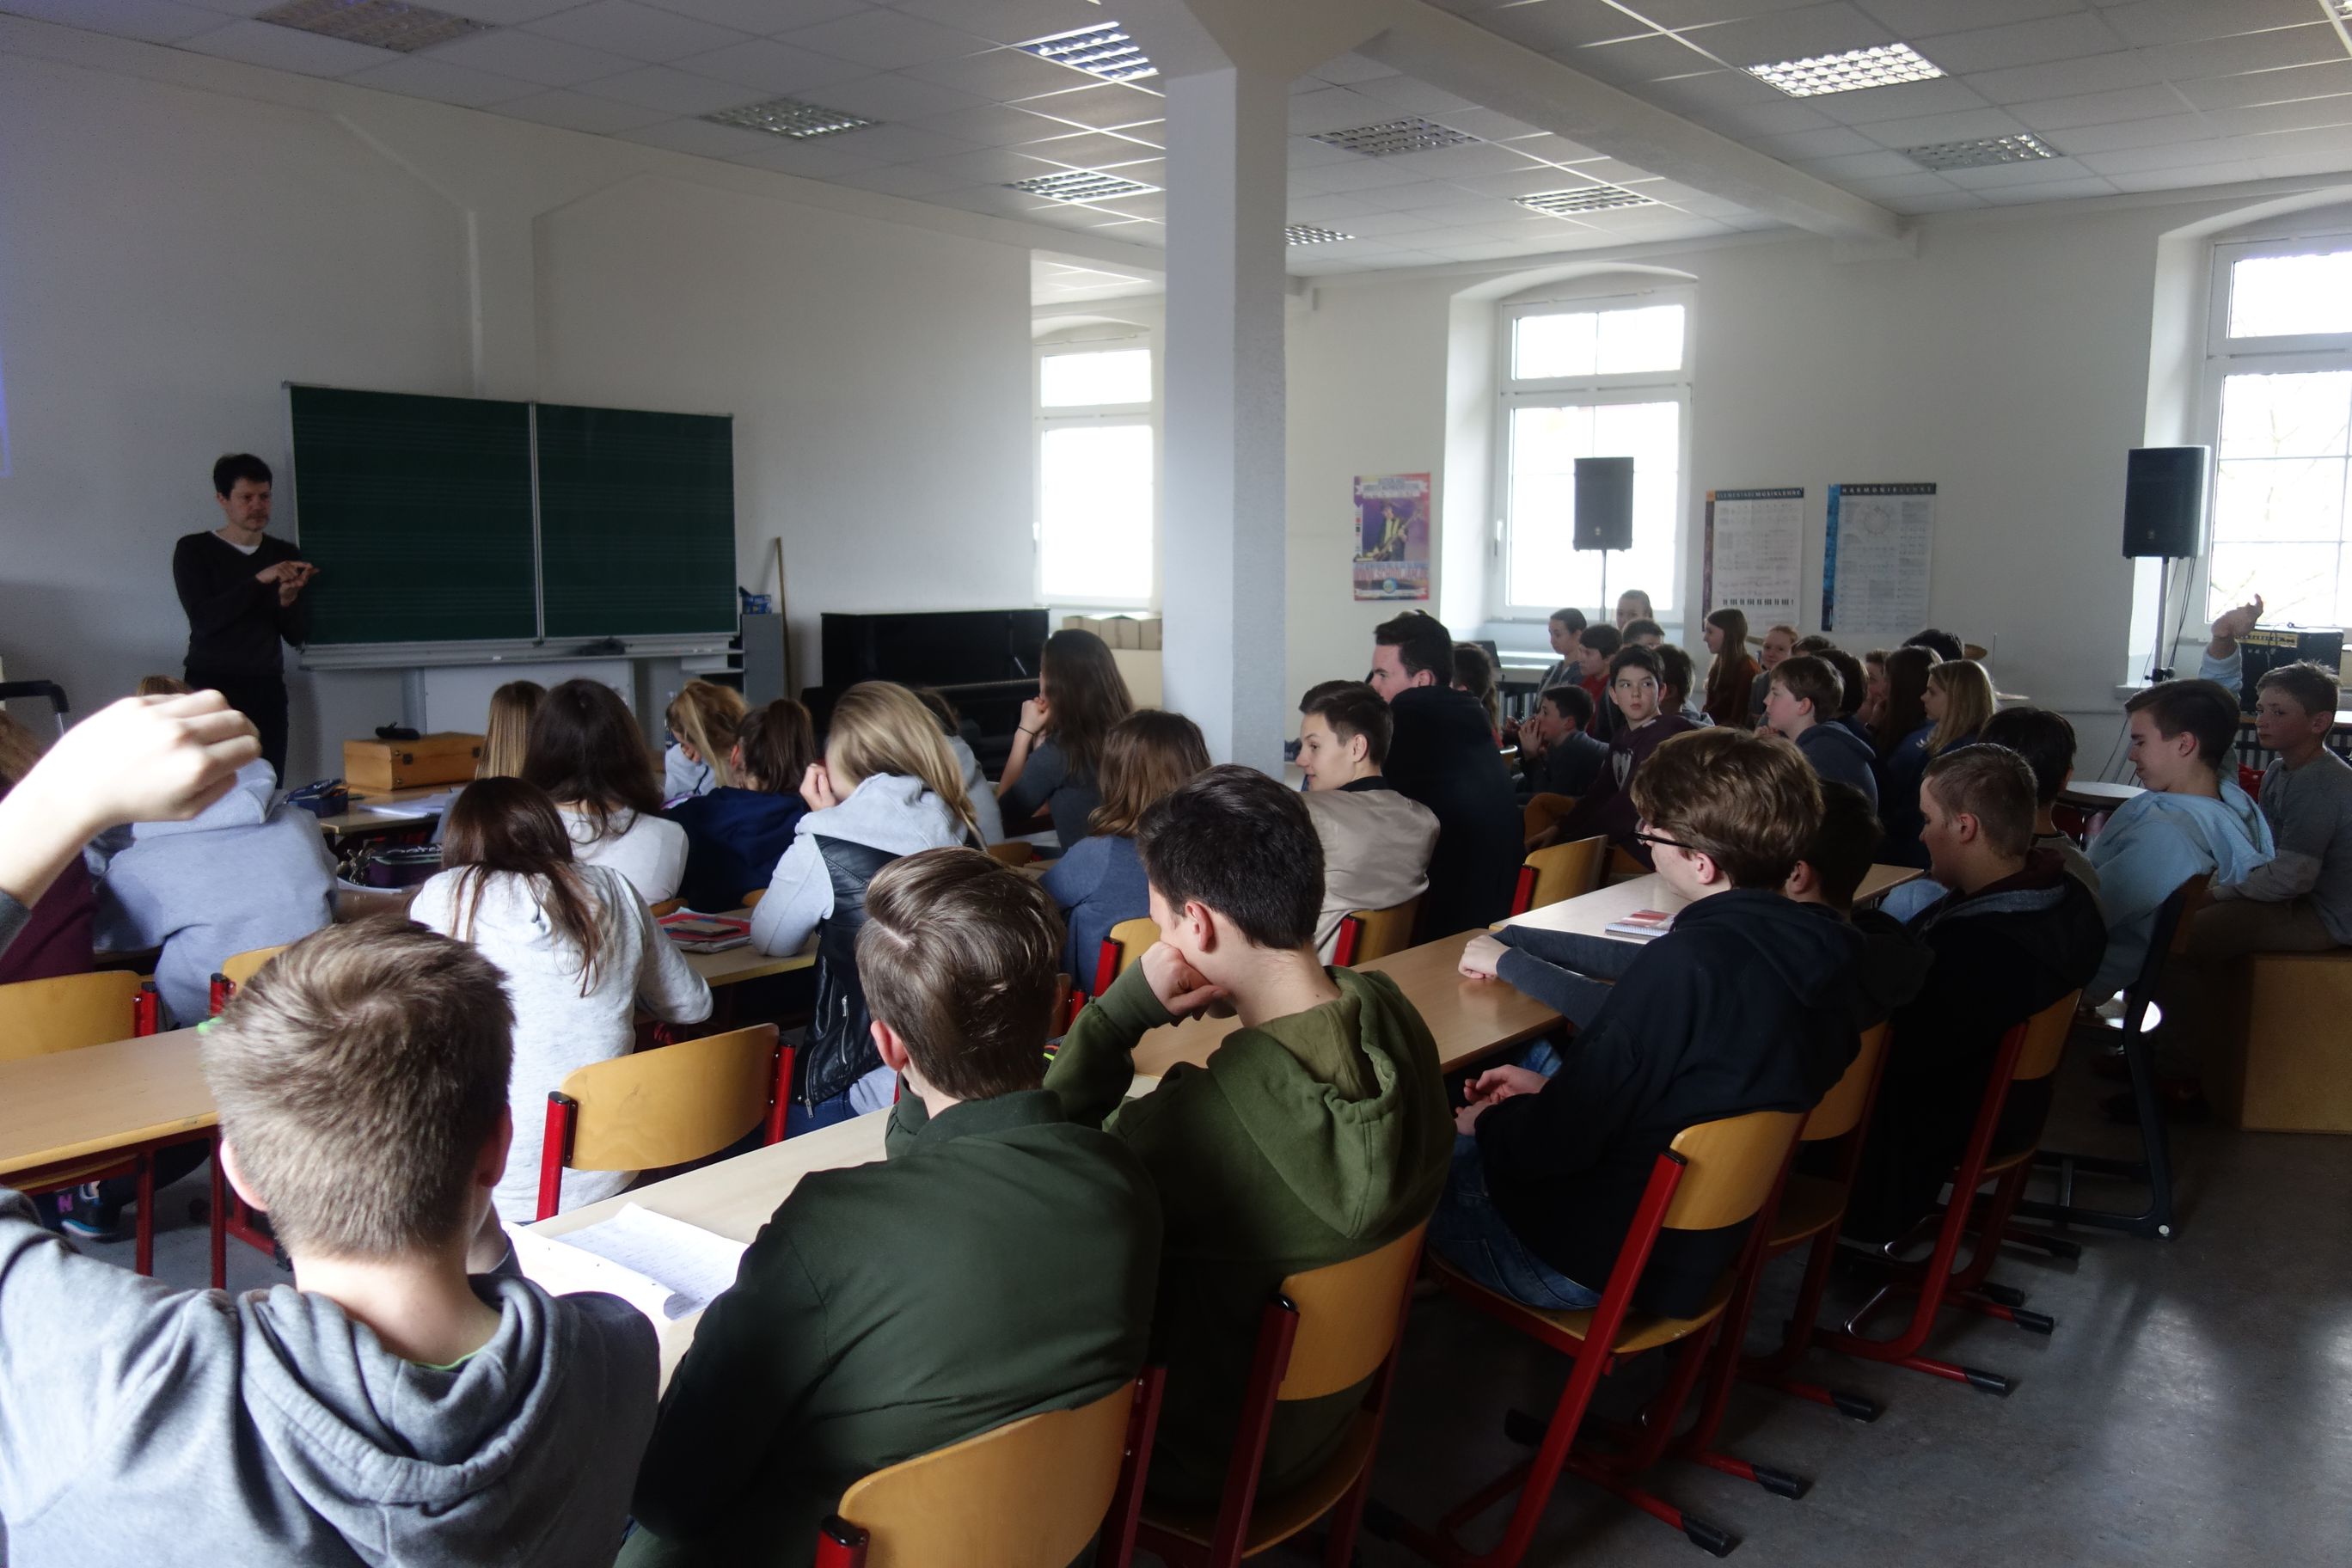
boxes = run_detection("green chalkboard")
[289,387,536,646]
[536,404,737,639]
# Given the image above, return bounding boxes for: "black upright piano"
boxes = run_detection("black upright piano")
[810,609,1048,772]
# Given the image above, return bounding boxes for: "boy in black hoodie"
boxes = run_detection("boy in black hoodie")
[1369,609,1522,934]
[1444,727,1861,1314]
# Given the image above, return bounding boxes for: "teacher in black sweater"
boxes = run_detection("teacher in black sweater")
[173,454,314,781]
[1369,609,1522,938]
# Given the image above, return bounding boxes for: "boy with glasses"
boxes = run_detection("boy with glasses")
[1542,645,1698,860]
[1445,728,1863,1314]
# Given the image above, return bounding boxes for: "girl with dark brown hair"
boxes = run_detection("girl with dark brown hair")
[998,628,1135,849]
[1044,710,1210,994]
[1875,644,1945,867]
[667,698,817,911]
[410,775,711,1219]
[1701,608,1759,729]
[523,677,686,903]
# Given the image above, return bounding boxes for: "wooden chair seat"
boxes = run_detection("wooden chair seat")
[1767,1172,1849,1250]
[1139,1408,1383,1556]
[1434,1258,1736,1357]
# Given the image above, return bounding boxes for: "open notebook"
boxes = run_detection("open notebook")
[507,1204,748,1323]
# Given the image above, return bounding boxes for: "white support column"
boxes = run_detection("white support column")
[1157,63,1291,771]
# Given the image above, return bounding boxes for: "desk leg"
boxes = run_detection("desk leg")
[133,1155,156,1277]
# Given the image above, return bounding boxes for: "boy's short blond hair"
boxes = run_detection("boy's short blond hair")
[1627,728,1822,887]
[201,918,513,1259]
[857,848,1062,1101]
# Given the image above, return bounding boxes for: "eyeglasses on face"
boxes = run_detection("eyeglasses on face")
[1630,826,1693,854]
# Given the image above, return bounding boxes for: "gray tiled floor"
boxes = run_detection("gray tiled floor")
[83,1072,2352,1565]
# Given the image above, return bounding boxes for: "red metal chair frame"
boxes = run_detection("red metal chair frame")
[814,1367,1166,1568]
[1815,1001,2079,1397]
[1381,1150,1736,1565]
[1331,915,1365,967]
[1137,1252,1420,1567]
[535,1039,794,1222]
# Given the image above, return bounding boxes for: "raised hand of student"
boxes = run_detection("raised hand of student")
[1458,933,1509,980]
[2209,594,2263,651]
[1139,940,1225,1018]
[801,761,840,811]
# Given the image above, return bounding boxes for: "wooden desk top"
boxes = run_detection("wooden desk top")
[0,1028,213,1181]
[685,937,814,985]
[1130,930,1563,1079]
[1503,864,1922,941]
[2059,780,2144,810]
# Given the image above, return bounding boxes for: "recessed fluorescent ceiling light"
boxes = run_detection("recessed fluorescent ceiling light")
[1516,185,1656,215]
[1285,225,1354,245]
[705,97,875,138]
[255,0,491,52]
[1903,132,2060,170]
[1008,169,1161,202]
[1310,117,1474,156]
[1747,42,1943,98]
[1019,22,1157,82]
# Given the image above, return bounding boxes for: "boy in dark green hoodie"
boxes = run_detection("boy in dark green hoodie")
[1046,763,1454,1506]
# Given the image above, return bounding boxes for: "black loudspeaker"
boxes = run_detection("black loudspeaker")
[1573,456,1634,551]
[2122,446,2209,558]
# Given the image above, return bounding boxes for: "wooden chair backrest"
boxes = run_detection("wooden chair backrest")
[1522,793,1577,843]
[1344,897,1422,965]
[984,842,1035,868]
[1275,1224,1427,1401]
[743,888,766,909]
[1101,917,1161,983]
[558,1024,781,1172]
[1802,1024,1890,1142]
[648,897,684,918]
[832,1377,1139,1568]
[2010,991,2082,1085]
[1519,836,1606,911]
[219,945,286,991]
[0,971,144,1062]
[1661,1109,1805,1232]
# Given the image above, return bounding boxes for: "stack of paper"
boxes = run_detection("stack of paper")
[509,1204,748,1322]
[1603,909,1675,942]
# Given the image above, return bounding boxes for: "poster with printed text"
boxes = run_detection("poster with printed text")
[1703,488,1804,627]
[1822,483,1935,635]
[1353,473,1431,601]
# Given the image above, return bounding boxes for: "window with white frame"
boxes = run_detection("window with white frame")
[2206,235,2352,628]
[1035,340,1155,606]
[1495,291,1690,621]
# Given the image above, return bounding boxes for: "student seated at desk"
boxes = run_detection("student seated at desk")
[0,714,94,986]
[1842,745,2107,1241]
[1370,609,1522,934]
[1981,706,2098,893]
[1536,607,1586,696]
[1045,708,1209,995]
[1453,641,1504,742]
[750,681,983,1133]
[1545,645,1698,860]
[1822,646,1874,744]
[1574,623,1621,735]
[668,698,814,913]
[433,678,542,848]
[90,751,334,1026]
[2086,679,2274,1004]
[0,919,658,1565]
[1518,684,1609,801]
[1657,642,1712,730]
[1295,683,1439,960]
[411,778,711,1221]
[1766,654,1879,810]
[1701,609,1759,729]
[662,680,744,802]
[1748,622,1798,728]
[998,628,1133,851]
[524,679,689,905]
[1008,764,1449,1508]
[1448,727,1861,1314]
[1873,646,1943,867]
[622,850,1160,1568]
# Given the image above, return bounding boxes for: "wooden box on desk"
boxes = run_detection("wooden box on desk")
[342,732,482,792]
[2213,952,2352,1134]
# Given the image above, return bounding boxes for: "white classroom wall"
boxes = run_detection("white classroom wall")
[0,36,1076,782]
[1277,185,2352,765]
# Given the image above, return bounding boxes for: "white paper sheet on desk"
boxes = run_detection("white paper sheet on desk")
[358,791,458,819]
[508,1204,748,1321]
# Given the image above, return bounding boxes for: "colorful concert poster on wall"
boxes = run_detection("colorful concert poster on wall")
[1353,473,1430,601]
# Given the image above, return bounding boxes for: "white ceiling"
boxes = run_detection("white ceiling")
[13,0,2352,295]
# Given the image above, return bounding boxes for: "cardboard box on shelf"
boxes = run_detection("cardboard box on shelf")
[1062,614,1161,651]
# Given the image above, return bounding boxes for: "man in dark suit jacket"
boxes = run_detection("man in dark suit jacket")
[1367,611,1522,936]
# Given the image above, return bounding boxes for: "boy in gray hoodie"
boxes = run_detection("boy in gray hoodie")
[90,756,336,1026]
[0,918,658,1567]
[1766,654,1880,812]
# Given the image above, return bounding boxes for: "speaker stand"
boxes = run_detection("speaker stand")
[2143,555,2177,683]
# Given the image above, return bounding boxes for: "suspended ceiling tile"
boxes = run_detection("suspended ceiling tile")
[178,18,395,77]
[775,8,995,70]
[430,28,639,88]
[524,1,752,65]
[668,38,871,96]
[345,53,536,107]
[493,88,673,133]
[2005,83,2196,131]
[579,64,758,115]
[1905,11,2127,78]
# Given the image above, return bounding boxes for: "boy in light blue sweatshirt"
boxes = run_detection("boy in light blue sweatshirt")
[2086,678,2274,1001]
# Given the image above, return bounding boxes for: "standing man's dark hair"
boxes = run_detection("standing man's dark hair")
[1369,611,1454,696]
[174,452,315,782]
[1369,609,1521,934]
